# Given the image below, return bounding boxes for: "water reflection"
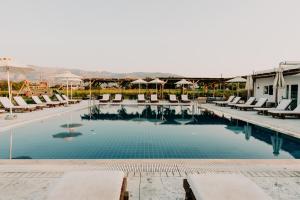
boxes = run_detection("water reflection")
[81,105,225,125]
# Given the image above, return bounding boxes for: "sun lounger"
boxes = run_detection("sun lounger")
[137,94,146,103]
[32,95,58,107]
[62,94,80,104]
[254,99,292,115]
[150,94,159,103]
[0,109,5,114]
[100,94,110,103]
[181,94,191,103]
[0,97,35,112]
[235,97,268,110]
[47,171,128,200]
[230,97,256,108]
[14,96,43,110]
[269,103,300,118]
[55,94,68,104]
[183,174,272,200]
[213,95,235,106]
[112,94,123,102]
[42,95,64,106]
[169,94,178,103]
[222,96,241,107]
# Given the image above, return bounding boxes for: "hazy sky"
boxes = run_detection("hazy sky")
[1,0,300,77]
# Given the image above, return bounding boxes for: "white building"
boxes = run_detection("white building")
[253,64,300,108]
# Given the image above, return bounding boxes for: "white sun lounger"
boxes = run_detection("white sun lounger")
[230,97,256,108]
[169,94,178,103]
[112,94,122,102]
[55,94,68,104]
[42,95,64,106]
[213,95,235,106]
[0,97,35,112]
[62,94,80,104]
[138,94,146,103]
[47,171,128,200]
[0,109,5,113]
[184,174,272,200]
[32,96,57,107]
[181,94,191,103]
[14,96,42,110]
[254,99,292,115]
[150,94,159,103]
[100,94,110,103]
[269,103,300,118]
[235,97,268,110]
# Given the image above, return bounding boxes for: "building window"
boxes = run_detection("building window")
[269,85,273,95]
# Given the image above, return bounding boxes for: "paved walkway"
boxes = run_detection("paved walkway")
[0,100,91,132]
[0,160,299,200]
[200,103,300,139]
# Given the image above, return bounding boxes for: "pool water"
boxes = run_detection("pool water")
[0,105,300,159]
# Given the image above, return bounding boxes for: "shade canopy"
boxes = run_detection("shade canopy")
[61,77,82,82]
[226,76,247,83]
[149,78,165,84]
[245,75,253,90]
[131,79,148,84]
[273,68,285,89]
[0,57,34,118]
[175,79,193,85]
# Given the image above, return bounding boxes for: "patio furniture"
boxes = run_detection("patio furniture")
[254,99,292,115]
[47,171,128,200]
[230,97,256,108]
[269,103,300,118]
[137,94,146,103]
[214,96,235,106]
[62,94,80,104]
[112,94,123,103]
[169,94,178,103]
[42,95,64,106]
[183,174,272,200]
[100,94,110,103]
[55,94,68,104]
[0,97,35,112]
[235,97,268,111]
[150,94,159,103]
[181,94,191,103]
[32,95,58,107]
[14,96,43,110]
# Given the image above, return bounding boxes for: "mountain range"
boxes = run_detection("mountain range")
[0,65,181,81]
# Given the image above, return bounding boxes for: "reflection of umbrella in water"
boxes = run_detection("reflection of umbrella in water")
[60,123,83,128]
[52,131,83,139]
[243,124,252,140]
[271,134,283,156]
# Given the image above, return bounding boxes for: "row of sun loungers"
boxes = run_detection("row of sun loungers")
[100,94,191,103]
[0,94,80,113]
[214,95,300,119]
[47,170,272,200]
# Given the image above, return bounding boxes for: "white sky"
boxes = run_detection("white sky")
[1,0,300,77]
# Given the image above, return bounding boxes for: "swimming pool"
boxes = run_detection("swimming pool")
[0,104,300,159]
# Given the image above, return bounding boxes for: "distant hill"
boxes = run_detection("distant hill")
[0,65,181,81]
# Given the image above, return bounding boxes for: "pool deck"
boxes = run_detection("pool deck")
[0,159,299,200]
[200,103,300,139]
[1,101,300,199]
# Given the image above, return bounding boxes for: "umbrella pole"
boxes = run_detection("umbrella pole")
[70,82,73,100]
[7,70,13,115]
[66,79,69,106]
